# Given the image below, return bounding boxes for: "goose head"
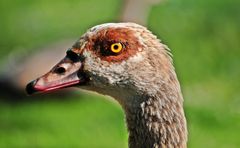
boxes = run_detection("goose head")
[26,22,187,147]
[26,23,174,104]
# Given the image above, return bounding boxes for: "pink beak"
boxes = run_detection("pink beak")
[26,49,88,95]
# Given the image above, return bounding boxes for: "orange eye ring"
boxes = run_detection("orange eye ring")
[111,43,123,53]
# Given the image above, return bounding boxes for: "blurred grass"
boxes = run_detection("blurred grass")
[0,92,127,147]
[0,0,240,147]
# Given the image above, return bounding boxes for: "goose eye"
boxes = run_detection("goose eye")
[110,43,122,53]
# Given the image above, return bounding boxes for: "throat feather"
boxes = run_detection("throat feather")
[124,93,187,148]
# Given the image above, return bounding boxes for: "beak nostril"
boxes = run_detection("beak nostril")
[55,67,66,74]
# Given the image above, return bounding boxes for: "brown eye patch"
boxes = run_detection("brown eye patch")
[87,27,143,62]
[95,40,126,56]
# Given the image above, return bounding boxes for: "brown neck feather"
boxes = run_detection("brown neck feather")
[122,80,187,148]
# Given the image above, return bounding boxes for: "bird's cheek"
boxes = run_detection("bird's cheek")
[82,57,100,74]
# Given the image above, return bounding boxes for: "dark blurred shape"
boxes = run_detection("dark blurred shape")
[0,40,74,101]
[0,74,79,103]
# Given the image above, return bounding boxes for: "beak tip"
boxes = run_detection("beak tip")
[25,80,37,95]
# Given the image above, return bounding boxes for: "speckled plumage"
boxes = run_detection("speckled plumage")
[74,23,188,148]
[26,23,187,148]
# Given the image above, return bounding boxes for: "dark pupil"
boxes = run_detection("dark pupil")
[113,45,119,49]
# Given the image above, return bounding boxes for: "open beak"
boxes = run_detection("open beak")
[26,49,88,95]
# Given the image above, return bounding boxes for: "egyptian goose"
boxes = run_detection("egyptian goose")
[26,23,187,148]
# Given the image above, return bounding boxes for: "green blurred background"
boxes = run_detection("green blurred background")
[0,0,240,147]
